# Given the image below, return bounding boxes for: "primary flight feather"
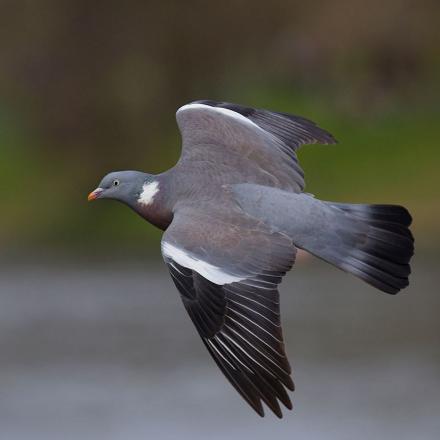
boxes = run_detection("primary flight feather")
[88,100,414,418]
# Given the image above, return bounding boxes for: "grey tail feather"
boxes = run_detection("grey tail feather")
[320,203,414,294]
[229,183,414,295]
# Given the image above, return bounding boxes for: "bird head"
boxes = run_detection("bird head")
[88,170,149,205]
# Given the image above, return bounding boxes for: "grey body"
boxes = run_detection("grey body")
[232,185,354,251]
[89,100,414,418]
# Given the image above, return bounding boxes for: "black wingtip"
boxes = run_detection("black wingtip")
[324,133,338,145]
[264,399,293,418]
[254,404,265,418]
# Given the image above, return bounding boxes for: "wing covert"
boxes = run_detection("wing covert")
[176,100,336,192]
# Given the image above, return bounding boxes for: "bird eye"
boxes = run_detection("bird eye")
[113,179,120,186]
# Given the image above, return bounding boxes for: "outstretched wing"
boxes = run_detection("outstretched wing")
[161,204,296,417]
[176,100,336,192]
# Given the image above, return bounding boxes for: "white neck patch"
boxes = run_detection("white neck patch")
[161,241,244,285]
[138,181,159,206]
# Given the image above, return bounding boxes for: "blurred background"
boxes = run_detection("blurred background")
[0,1,439,439]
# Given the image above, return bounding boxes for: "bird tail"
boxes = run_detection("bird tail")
[230,184,414,294]
[314,202,414,294]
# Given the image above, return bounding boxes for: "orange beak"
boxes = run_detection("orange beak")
[88,188,103,201]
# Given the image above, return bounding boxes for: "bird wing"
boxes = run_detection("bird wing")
[176,100,336,192]
[161,203,296,417]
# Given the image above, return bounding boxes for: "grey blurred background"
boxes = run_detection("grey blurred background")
[0,1,439,439]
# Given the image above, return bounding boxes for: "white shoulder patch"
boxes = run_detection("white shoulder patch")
[177,103,261,130]
[138,181,159,206]
[161,241,244,285]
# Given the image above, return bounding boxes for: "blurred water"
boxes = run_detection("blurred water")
[0,255,439,440]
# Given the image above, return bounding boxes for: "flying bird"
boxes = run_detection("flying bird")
[88,100,414,418]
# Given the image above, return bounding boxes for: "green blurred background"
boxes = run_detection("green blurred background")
[1,0,439,255]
